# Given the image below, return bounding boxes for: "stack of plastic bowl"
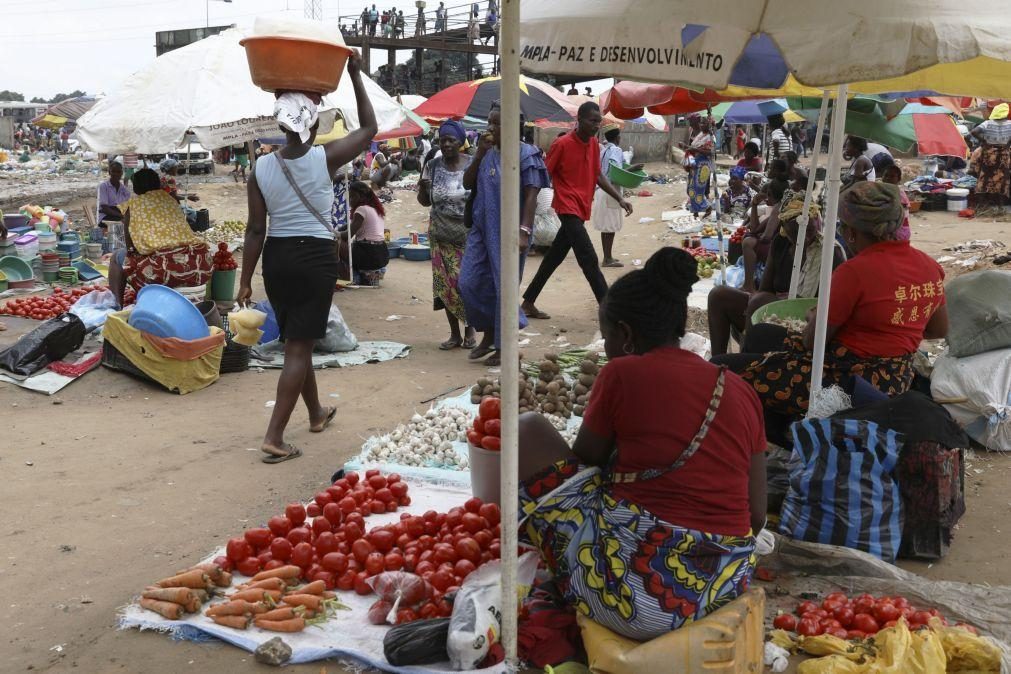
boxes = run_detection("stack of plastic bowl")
[0,235,15,258]
[85,242,103,261]
[129,285,210,340]
[57,237,82,269]
[37,230,58,253]
[15,232,38,259]
[59,267,79,285]
[40,252,60,282]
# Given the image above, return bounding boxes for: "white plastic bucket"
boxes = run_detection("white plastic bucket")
[947,188,969,212]
[467,442,501,505]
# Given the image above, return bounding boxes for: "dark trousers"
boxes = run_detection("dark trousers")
[523,214,608,304]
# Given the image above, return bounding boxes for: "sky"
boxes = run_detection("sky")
[1,0,611,101]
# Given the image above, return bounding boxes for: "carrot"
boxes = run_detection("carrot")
[179,562,223,581]
[216,571,233,588]
[282,594,323,611]
[140,598,184,620]
[142,587,194,605]
[253,616,306,632]
[322,591,336,599]
[211,614,251,629]
[291,580,325,596]
[251,565,301,582]
[238,578,286,592]
[258,605,305,621]
[190,589,210,603]
[229,588,282,603]
[157,569,210,590]
[205,600,256,617]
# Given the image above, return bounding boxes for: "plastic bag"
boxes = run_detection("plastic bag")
[943,270,1011,358]
[0,313,86,376]
[69,288,118,330]
[383,618,451,666]
[931,348,1011,451]
[447,552,539,670]
[366,571,430,624]
[533,188,561,247]
[314,304,357,353]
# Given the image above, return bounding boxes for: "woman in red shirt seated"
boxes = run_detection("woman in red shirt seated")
[729,181,948,417]
[517,247,767,641]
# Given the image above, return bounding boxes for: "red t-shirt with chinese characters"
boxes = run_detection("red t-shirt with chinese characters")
[546,131,599,221]
[582,347,765,536]
[828,240,945,358]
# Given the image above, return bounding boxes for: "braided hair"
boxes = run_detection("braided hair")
[349,180,385,218]
[601,247,699,352]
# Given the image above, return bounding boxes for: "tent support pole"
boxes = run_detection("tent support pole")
[788,91,830,299]
[499,0,520,666]
[809,84,848,410]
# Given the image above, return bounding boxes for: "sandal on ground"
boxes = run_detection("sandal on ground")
[602,259,625,268]
[484,352,501,367]
[524,307,551,320]
[439,338,463,350]
[462,336,477,349]
[261,444,303,463]
[469,345,495,360]
[310,406,337,433]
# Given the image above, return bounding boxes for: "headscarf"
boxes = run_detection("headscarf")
[729,166,748,181]
[779,189,821,224]
[839,181,903,238]
[438,119,466,144]
[159,157,179,173]
[990,103,1009,121]
[274,92,319,143]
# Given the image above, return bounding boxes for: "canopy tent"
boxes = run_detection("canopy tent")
[32,95,100,130]
[790,98,968,157]
[493,1,1011,663]
[75,27,407,154]
[375,106,430,142]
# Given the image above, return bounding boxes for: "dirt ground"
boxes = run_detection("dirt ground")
[2,162,1010,673]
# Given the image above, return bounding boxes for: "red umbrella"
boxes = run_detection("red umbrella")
[416,75,581,124]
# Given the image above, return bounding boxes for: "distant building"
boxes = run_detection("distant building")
[0,101,46,124]
[155,25,234,56]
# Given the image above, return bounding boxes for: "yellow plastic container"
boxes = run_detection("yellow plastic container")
[579,588,765,674]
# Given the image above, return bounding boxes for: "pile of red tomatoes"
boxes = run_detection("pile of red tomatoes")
[0,285,104,320]
[213,242,237,271]
[773,592,975,639]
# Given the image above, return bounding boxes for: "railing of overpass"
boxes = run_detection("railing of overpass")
[339,1,498,45]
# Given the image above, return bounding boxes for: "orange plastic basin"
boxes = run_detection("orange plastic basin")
[240,36,352,95]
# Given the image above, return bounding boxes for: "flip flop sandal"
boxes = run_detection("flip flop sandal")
[525,308,551,320]
[469,345,495,360]
[602,260,625,268]
[262,445,302,464]
[462,337,478,349]
[439,339,462,350]
[310,406,337,433]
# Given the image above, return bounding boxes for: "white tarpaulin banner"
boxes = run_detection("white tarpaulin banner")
[77,27,407,154]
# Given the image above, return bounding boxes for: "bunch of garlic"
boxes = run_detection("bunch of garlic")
[361,406,473,470]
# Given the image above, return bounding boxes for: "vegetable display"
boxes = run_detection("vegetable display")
[774,592,972,640]
[200,219,246,242]
[467,397,502,452]
[138,562,233,619]
[359,407,472,469]
[729,225,746,245]
[203,570,349,631]
[212,242,238,271]
[0,285,113,320]
[685,247,720,278]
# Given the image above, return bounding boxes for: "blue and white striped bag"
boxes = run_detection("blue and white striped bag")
[779,418,905,562]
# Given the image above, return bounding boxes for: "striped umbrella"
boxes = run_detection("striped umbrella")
[414,75,580,124]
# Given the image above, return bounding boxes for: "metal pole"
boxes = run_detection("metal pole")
[498,0,520,665]
[788,91,830,299]
[808,84,848,409]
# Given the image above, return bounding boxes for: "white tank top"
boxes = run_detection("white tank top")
[255,146,334,240]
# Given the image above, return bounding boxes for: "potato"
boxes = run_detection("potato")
[477,378,493,387]
[471,395,482,404]
[578,374,595,388]
[573,384,588,396]
[576,394,587,405]
[573,405,585,416]
[546,381,560,395]
[482,385,494,396]
[542,402,556,413]
[587,352,599,363]
[544,353,558,362]
[580,361,599,375]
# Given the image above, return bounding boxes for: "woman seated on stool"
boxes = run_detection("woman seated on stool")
[108,168,212,307]
[740,178,787,292]
[517,246,766,641]
[715,181,948,419]
[708,190,846,356]
[337,180,390,285]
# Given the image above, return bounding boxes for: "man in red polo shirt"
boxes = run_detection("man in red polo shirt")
[522,102,632,319]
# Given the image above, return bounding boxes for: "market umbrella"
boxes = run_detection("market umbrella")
[413,75,581,124]
[492,3,1011,663]
[711,99,803,124]
[32,95,99,130]
[397,94,428,111]
[75,27,407,154]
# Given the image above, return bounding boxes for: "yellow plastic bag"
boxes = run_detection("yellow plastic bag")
[929,619,1002,673]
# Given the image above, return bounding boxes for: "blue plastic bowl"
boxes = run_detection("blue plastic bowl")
[129,285,210,340]
[401,244,431,261]
[387,242,403,258]
[0,255,33,281]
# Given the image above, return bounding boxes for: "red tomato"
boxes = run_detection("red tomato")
[371,500,388,514]
[336,570,356,591]
[910,610,932,626]
[270,537,293,562]
[315,531,338,556]
[874,603,900,623]
[368,475,388,490]
[472,417,486,434]
[291,542,315,568]
[405,517,425,538]
[797,618,823,637]
[846,630,867,640]
[473,530,493,550]
[213,555,233,572]
[418,602,439,619]
[244,527,273,549]
[852,614,880,634]
[826,627,849,639]
[236,556,261,576]
[891,597,910,610]
[433,543,457,566]
[797,600,818,616]
[398,495,411,507]
[773,614,798,631]
[415,560,436,576]
[312,517,331,537]
[323,502,343,527]
[354,571,373,595]
[369,529,396,553]
[226,537,252,562]
[454,559,477,578]
[352,538,374,563]
[263,559,284,571]
[826,592,849,604]
[395,608,418,625]
[480,436,502,451]
[822,599,844,613]
[326,485,345,501]
[375,488,394,504]
[478,397,501,420]
[834,607,855,628]
[285,503,307,525]
[466,430,484,446]
[489,541,501,559]
[820,619,843,631]
[322,552,349,574]
[483,419,501,437]
[384,552,405,571]
[389,481,409,499]
[365,552,385,576]
[478,503,500,526]
[345,472,361,486]
[314,491,333,507]
[883,620,898,629]
[430,570,454,592]
[338,496,357,513]
[344,521,364,542]
[461,513,485,534]
[455,537,481,564]
[268,515,293,537]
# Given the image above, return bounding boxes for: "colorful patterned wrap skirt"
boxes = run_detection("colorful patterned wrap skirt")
[519,459,756,641]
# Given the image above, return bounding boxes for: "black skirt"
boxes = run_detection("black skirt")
[262,236,338,341]
[352,239,390,272]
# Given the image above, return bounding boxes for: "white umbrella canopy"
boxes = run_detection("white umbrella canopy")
[76,27,406,154]
[519,0,1011,97]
